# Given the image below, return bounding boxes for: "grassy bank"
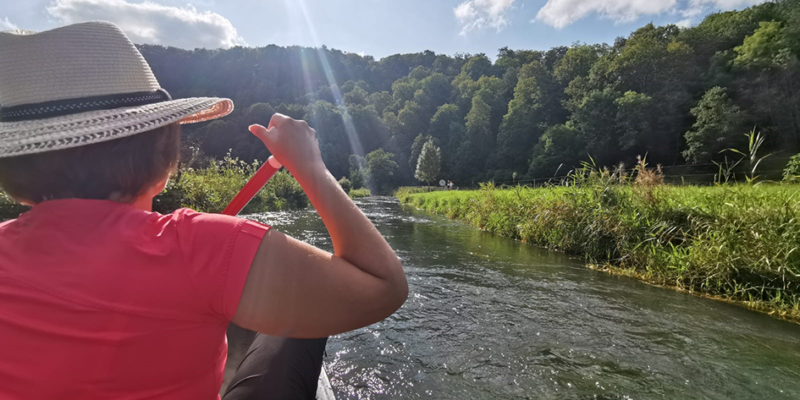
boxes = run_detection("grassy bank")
[348,188,372,198]
[0,156,308,221]
[397,183,800,320]
[154,156,307,214]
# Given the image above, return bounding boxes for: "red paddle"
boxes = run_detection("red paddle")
[221,155,283,216]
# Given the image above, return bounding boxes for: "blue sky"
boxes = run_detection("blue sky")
[0,0,768,59]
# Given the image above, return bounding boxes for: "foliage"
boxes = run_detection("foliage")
[139,0,800,190]
[734,21,791,69]
[0,158,308,221]
[348,155,367,189]
[415,140,442,185]
[338,177,353,193]
[683,87,746,164]
[400,183,800,320]
[153,154,308,214]
[721,129,773,184]
[348,188,372,198]
[365,148,399,194]
[529,124,585,177]
[784,153,800,181]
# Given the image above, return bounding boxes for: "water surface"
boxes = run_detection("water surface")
[242,197,800,400]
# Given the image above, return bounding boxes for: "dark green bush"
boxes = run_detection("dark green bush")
[152,154,308,214]
[338,177,353,193]
[784,154,800,182]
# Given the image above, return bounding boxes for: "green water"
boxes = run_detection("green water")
[245,197,800,400]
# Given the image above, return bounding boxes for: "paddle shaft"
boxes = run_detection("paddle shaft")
[221,156,283,216]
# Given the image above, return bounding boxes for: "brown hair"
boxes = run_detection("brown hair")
[0,124,181,204]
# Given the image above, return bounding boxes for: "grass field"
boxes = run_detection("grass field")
[397,183,800,320]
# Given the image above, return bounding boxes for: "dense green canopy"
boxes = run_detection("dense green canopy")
[141,0,800,187]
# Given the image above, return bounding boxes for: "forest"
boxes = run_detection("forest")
[140,0,800,191]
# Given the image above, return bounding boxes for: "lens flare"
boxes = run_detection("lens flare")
[293,0,365,159]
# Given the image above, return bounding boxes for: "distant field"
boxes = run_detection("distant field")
[397,184,800,320]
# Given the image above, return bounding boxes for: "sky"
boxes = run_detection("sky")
[0,0,770,60]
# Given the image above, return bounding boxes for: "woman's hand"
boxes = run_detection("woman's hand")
[249,114,325,178]
[235,114,407,338]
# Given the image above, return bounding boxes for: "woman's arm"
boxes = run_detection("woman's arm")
[232,114,408,338]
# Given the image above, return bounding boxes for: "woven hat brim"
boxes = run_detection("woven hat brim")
[0,97,233,158]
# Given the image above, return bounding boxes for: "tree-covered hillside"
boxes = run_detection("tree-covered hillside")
[140,0,800,188]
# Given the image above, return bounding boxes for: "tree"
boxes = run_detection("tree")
[307,100,349,178]
[409,134,429,168]
[683,87,747,164]
[418,73,452,109]
[733,20,800,151]
[734,21,790,69]
[429,104,461,143]
[366,149,399,194]
[553,44,606,85]
[415,140,442,187]
[462,54,493,80]
[135,1,800,188]
[529,124,587,178]
[368,91,392,114]
[465,96,493,157]
[349,155,367,189]
[615,91,654,153]
[570,87,621,165]
[493,61,555,172]
[343,86,369,106]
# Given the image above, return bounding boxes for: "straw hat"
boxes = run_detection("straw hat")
[0,21,234,158]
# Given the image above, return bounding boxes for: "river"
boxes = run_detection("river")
[232,197,800,400]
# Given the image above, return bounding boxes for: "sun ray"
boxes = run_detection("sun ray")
[293,0,365,159]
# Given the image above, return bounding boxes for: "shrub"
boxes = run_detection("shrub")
[338,177,353,193]
[349,188,372,198]
[153,154,308,214]
[784,153,800,182]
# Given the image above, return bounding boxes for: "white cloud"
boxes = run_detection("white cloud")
[535,0,769,29]
[454,0,517,35]
[0,17,18,31]
[46,0,246,49]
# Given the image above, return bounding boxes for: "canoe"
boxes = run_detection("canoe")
[316,368,336,400]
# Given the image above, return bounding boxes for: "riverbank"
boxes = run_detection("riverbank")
[397,184,800,321]
[0,157,309,221]
[153,157,308,214]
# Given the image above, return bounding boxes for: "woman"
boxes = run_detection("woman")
[0,21,407,399]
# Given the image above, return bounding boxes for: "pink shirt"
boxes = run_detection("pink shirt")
[0,199,269,400]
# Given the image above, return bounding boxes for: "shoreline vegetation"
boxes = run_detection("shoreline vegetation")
[0,156,311,221]
[396,168,800,322]
[0,154,375,222]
